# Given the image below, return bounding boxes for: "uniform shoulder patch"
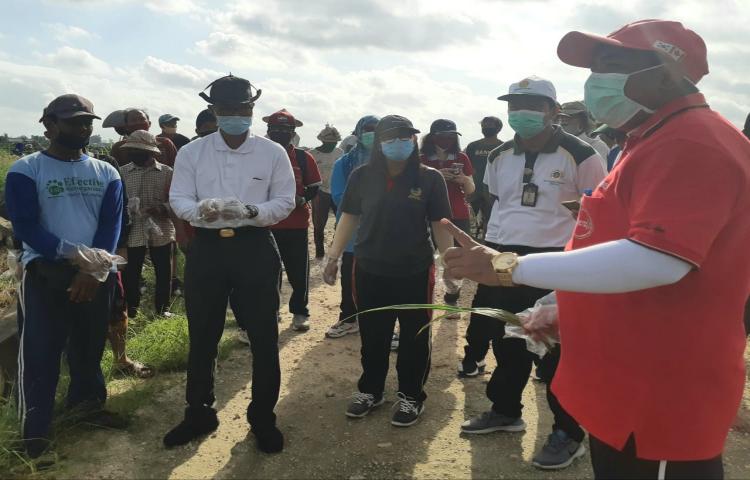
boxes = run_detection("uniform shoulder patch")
[487,141,514,164]
[558,131,598,165]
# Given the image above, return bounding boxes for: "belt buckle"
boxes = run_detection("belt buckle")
[219,228,235,238]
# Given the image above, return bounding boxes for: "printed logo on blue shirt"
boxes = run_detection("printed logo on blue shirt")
[45,177,106,198]
[46,179,65,196]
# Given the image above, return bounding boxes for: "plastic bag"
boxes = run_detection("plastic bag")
[145,216,164,239]
[219,199,248,221]
[197,198,253,226]
[322,255,343,286]
[58,241,127,282]
[128,196,141,221]
[4,249,22,281]
[504,292,559,358]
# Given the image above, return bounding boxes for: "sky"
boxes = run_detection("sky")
[0,0,748,145]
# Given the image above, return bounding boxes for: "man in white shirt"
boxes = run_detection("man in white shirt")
[458,76,606,471]
[165,75,296,454]
[558,101,610,165]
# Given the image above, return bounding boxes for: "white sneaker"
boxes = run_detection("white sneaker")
[326,320,359,338]
[238,330,250,345]
[292,314,310,332]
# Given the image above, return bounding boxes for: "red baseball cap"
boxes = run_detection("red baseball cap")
[557,19,709,84]
[262,108,303,127]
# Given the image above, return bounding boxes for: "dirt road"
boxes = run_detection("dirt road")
[55,259,750,479]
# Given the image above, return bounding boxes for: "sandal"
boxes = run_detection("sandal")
[114,360,155,379]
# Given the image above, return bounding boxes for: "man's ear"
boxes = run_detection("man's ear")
[42,118,57,139]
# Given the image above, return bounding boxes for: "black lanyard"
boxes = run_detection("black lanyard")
[522,151,539,184]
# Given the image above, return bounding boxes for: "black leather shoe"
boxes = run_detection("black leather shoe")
[163,408,219,448]
[252,425,284,453]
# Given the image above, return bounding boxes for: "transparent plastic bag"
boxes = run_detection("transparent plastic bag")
[197,198,253,226]
[58,242,127,282]
[322,255,343,286]
[434,252,462,296]
[504,292,559,358]
[6,249,22,281]
[128,196,141,221]
[145,216,164,240]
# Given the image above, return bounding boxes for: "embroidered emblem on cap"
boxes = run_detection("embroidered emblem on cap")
[652,41,686,62]
[519,79,531,88]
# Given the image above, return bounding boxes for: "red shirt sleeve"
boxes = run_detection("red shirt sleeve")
[459,152,474,177]
[303,151,322,186]
[622,141,741,267]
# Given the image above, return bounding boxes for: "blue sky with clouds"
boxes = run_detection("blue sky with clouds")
[1,0,748,145]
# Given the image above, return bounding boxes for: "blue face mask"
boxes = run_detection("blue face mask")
[380,139,414,162]
[360,131,375,148]
[216,115,252,135]
[508,110,547,139]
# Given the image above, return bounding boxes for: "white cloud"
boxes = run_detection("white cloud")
[37,46,110,75]
[1,0,749,140]
[141,56,223,89]
[43,23,99,42]
[224,0,490,52]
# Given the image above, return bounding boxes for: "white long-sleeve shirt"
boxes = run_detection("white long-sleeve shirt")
[169,131,296,228]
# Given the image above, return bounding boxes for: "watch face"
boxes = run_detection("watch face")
[493,253,517,270]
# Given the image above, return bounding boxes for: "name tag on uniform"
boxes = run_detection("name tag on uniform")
[521,183,539,207]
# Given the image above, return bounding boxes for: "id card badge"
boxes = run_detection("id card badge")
[521,183,539,207]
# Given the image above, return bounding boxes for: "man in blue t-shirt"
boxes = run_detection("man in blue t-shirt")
[4,94,125,458]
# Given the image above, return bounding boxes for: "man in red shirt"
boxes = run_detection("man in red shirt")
[265,109,322,332]
[442,19,750,479]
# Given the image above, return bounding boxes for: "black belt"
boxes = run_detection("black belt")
[194,226,268,238]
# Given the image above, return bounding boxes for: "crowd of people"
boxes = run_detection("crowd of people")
[5,17,750,480]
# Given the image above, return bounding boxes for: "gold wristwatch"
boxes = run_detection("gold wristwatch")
[491,252,519,287]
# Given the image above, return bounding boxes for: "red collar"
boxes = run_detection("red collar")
[629,93,709,139]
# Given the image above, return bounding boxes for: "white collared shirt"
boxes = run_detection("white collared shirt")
[484,128,606,248]
[169,131,296,228]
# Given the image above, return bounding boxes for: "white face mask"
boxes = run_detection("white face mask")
[583,64,661,128]
[162,126,178,134]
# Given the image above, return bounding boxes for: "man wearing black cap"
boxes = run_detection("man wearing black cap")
[158,113,191,151]
[5,94,126,457]
[167,75,296,453]
[464,116,503,240]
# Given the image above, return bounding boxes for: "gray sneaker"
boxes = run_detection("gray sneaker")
[346,392,385,418]
[292,314,310,332]
[461,410,526,434]
[532,430,586,470]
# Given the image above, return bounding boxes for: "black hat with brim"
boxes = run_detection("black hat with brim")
[199,74,262,105]
[430,118,462,136]
[376,115,420,137]
[39,94,100,122]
